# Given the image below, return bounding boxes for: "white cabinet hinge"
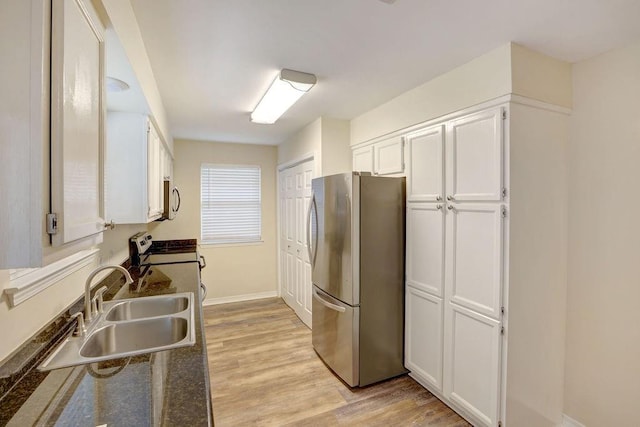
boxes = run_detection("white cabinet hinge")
[500,326,505,335]
[46,213,58,235]
[502,110,507,120]
[501,306,505,315]
[501,206,507,218]
[498,422,503,427]
[502,187,507,199]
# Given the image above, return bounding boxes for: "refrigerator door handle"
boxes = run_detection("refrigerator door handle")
[313,288,346,313]
[306,194,317,266]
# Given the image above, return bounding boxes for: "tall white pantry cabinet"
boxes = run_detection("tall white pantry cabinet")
[378,98,568,427]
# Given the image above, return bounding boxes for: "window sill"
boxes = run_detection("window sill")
[199,241,264,249]
[4,248,99,307]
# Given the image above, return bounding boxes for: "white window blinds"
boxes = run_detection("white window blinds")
[201,164,262,244]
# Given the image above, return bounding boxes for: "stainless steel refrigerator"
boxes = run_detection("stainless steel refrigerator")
[308,172,406,387]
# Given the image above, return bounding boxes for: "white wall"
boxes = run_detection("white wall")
[564,39,640,427]
[506,103,569,426]
[320,118,351,176]
[150,139,278,301]
[278,118,321,166]
[98,0,174,153]
[350,43,512,145]
[277,117,350,176]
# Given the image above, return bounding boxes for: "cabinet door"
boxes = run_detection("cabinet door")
[446,108,503,202]
[147,122,162,220]
[406,125,444,202]
[406,286,443,392]
[406,203,445,297]
[352,145,373,173]
[445,203,504,319]
[443,303,502,427]
[374,136,404,175]
[50,0,105,246]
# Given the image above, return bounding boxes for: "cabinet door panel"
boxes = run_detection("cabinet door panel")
[406,286,443,391]
[50,0,105,245]
[406,204,444,297]
[446,204,503,319]
[407,126,444,202]
[444,303,501,427]
[374,136,404,175]
[446,108,503,201]
[352,145,373,173]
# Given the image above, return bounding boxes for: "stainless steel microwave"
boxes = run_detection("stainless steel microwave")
[161,180,181,221]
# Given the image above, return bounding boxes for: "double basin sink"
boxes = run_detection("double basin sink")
[39,292,195,371]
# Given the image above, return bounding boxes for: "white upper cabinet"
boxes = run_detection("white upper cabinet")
[1,0,106,267]
[406,125,445,202]
[50,0,106,246]
[106,113,164,224]
[446,108,504,202]
[352,145,374,173]
[373,136,404,175]
[352,136,405,176]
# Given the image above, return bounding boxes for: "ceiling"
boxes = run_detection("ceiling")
[129,0,640,145]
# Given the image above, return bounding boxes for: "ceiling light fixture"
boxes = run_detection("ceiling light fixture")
[250,69,317,124]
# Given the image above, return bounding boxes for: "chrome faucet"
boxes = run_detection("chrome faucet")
[85,265,133,323]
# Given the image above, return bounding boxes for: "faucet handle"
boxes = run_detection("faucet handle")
[92,286,108,315]
[70,312,86,337]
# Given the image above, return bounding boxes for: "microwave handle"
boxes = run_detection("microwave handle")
[172,187,181,213]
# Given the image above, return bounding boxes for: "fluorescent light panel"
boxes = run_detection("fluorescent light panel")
[251,69,316,124]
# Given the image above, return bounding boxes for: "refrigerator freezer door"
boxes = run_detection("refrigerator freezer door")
[310,173,359,305]
[312,286,359,387]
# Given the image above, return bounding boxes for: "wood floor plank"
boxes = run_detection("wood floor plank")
[204,298,470,427]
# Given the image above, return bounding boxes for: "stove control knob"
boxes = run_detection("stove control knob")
[146,235,152,240]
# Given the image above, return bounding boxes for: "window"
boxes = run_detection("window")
[201,164,262,244]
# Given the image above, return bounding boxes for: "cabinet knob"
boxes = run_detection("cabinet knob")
[446,195,454,201]
[103,220,115,230]
[436,204,442,210]
[447,205,455,211]
[435,195,442,201]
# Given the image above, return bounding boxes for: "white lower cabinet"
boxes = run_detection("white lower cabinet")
[444,302,502,426]
[406,286,443,391]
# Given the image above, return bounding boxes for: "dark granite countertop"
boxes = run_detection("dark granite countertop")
[0,244,213,426]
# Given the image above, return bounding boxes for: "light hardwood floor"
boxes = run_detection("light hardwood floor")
[204,298,470,427]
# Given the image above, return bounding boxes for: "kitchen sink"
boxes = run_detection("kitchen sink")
[38,292,195,371]
[80,317,189,358]
[105,295,189,321]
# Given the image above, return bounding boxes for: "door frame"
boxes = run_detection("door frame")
[276,152,318,320]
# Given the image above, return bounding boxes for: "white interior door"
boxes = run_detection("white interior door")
[279,159,314,327]
[446,108,503,202]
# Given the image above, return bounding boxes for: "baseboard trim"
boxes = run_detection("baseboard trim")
[202,291,278,306]
[562,414,586,427]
